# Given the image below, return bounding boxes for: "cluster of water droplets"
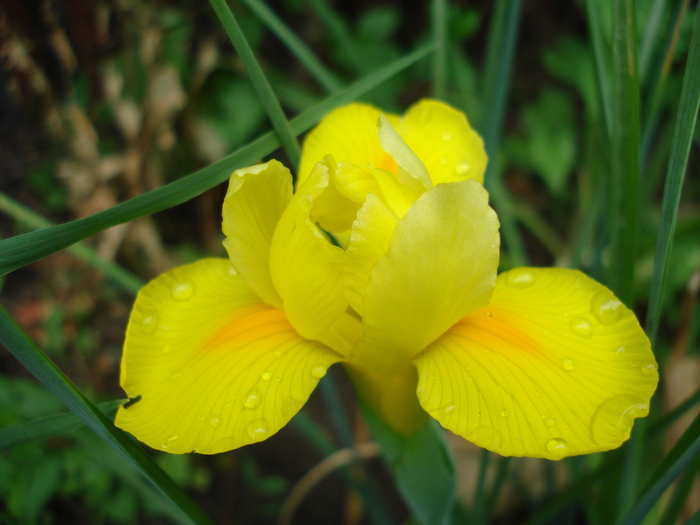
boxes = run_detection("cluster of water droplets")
[438,132,471,177]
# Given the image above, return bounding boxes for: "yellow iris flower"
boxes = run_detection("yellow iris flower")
[115,100,658,460]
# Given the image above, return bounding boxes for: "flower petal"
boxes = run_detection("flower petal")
[414,268,659,459]
[222,160,292,308]
[270,160,350,354]
[115,258,341,454]
[299,103,401,184]
[378,114,432,190]
[398,99,487,185]
[351,179,500,375]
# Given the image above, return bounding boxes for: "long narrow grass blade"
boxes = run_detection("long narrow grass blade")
[240,0,343,94]
[617,411,700,525]
[0,400,124,450]
[0,44,433,277]
[431,0,447,100]
[609,0,641,306]
[0,305,213,525]
[480,0,523,190]
[639,0,672,82]
[0,193,143,294]
[646,2,700,346]
[209,0,301,167]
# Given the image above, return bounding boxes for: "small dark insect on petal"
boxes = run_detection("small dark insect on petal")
[123,395,142,409]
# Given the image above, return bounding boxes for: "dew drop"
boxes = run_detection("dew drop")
[171,282,194,300]
[161,344,172,354]
[440,157,450,165]
[311,365,326,379]
[247,419,269,441]
[167,434,179,442]
[141,311,159,334]
[244,390,261,409]
[441,132,453,141]
[562,357,575,371]
[641,363,658,376]
[506,269,536,287]
[546,438,568,456]
[471,425,502,447]
[486,311,493,317]
[227,265,238,277]
[456,162,471,175]
[570,317,593,339]
[591,290,623,325]
[500,410,509,417]
[616,346,626,354]
[210,416,221,428]
[590,394,649,445]
[545,418,556,427]
[261,372,272,381]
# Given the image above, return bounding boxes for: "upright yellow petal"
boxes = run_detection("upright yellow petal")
[299,103,401,184]
[351,179,500,375]
[398,99,487,185]
[378,114,432,190]
[414,268,658,459]
[222,161,292,308]
[115,258,341,454]
[269,160,350,354]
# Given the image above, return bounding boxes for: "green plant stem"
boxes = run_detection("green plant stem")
[609,0,641,306]
[584,0,614,138]
[240,0,343,94]
[0,193,143,295]
[209,0,301,168]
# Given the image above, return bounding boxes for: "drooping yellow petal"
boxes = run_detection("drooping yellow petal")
[351,179,500,375]
[397,99,487,185]
[414,268,659,459]
[222,161,292,308]
[269,160,350,354]
[115,258,341,454]
[298,103,401,184]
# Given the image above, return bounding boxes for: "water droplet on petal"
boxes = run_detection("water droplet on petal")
[210,416,221,428]
[546,438,568,456]
[456,162,471,175]
[244,390,261,409]
[441,132,452,141]
[500,410,509,417]
[616,346,626,353]
[247,419,268,441]
[141,311,159,334]
[261,372,272,381]
[311,365,326,379]
[440,157,450,165]
[228,265,238,277]
[591,290,623,325]
[167,434,179,442]
[486,311,493,317]
[506,269,536,287]
[471,426,502,447]
[161,344,172,354]
[545,418,556,427]
[591,394,649,445]
[440,404,456,416]
[641,363,658,376]
[562,357,575,371]
[171,282,194,300]
[570,317,593,338]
